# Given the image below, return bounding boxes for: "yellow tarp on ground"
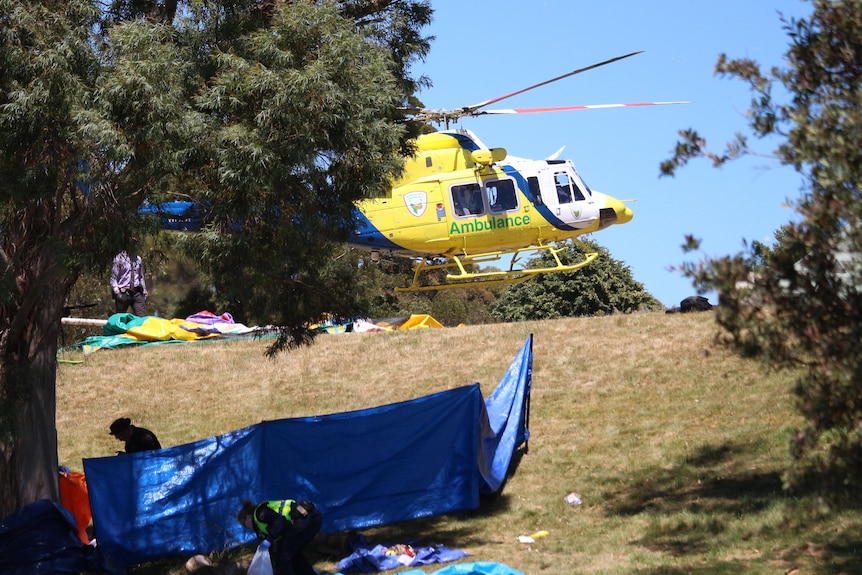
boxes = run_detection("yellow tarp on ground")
[351,314,444,332]
[121,317,221,342]
[396,314,444,329]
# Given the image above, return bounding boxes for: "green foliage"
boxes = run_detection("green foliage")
[167,2,404,351]
[661,0,862,500]
[492,239,663,322]
[0,0,432,513]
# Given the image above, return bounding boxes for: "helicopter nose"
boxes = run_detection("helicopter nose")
[597,196,633,230]
[616,201,634,224]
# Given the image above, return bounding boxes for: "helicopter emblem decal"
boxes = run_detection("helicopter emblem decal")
[404,191,427,217]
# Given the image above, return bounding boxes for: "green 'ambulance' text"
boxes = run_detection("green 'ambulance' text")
[450,214,530,235]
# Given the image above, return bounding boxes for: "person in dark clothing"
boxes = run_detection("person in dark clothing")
[237,498,322,575]
[110,250,148,316]
[109,417,161,454]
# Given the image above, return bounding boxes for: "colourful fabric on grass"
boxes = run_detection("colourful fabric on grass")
[335,534,468,573]
[74,311,257,354]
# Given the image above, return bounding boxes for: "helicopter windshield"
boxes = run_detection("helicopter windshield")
[554,171,585,203]
[571,166,593,198]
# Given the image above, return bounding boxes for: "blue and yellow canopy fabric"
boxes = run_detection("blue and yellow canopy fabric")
[72,311,442,352]
[75,311,257,354]
[82,336,533,568]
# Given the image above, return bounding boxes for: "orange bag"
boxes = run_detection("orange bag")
[58,470,92,544]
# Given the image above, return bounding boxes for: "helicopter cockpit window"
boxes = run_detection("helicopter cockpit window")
[451,183,484,216]
[486,179,518,212]
[554,171,585,203]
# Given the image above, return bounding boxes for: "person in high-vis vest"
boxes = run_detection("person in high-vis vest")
[237,498,322,575]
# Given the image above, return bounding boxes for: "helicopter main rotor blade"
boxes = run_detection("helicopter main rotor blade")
[463,51,644,113]
[475,100,692,115]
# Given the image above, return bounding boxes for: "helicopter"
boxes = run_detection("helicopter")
[349,51,688,292]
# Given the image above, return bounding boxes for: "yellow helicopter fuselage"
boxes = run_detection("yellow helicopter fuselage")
[350,129,632,289]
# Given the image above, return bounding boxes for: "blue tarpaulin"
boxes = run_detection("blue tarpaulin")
[83,336,532,568]
[397,562,527,575]
[0,500,100,575]
[138,200,203,231]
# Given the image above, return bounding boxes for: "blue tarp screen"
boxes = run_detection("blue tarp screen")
[0,500,100,575]
[83,336,532,568]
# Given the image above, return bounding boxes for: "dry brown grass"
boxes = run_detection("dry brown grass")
[56,312,862,575]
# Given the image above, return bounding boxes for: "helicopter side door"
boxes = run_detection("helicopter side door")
[448,178,519,216]
[446,174,534,252]
[536,164,600,230]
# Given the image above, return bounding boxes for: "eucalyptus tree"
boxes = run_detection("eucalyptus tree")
[492,239,663,322]
[660,0,862,499]
[0,0,430,515]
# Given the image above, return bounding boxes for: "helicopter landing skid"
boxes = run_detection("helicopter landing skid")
[395,241,598,293]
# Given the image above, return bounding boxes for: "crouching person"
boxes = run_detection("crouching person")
[237,498,322,575]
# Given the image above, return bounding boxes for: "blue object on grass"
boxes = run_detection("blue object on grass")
[83,337,533,568]
[335,534,468,573]
[0,500,101,575]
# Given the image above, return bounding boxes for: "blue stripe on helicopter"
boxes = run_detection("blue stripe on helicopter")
[448,131,482,151]
[501,165,578,232]
[351,209,404,251]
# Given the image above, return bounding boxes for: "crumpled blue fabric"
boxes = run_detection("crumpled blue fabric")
[0,500,102,575]
[431,563,527,575]
[335,534,468,573]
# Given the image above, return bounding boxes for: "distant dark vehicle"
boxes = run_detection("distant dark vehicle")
[681,295,713,312]
[666,295,714,313]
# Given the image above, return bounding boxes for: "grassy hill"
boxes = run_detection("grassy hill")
[57,311,862,574]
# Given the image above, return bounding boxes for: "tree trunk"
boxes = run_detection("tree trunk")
[0,282,64,519]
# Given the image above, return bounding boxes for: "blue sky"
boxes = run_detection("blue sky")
[413,1,812,307]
